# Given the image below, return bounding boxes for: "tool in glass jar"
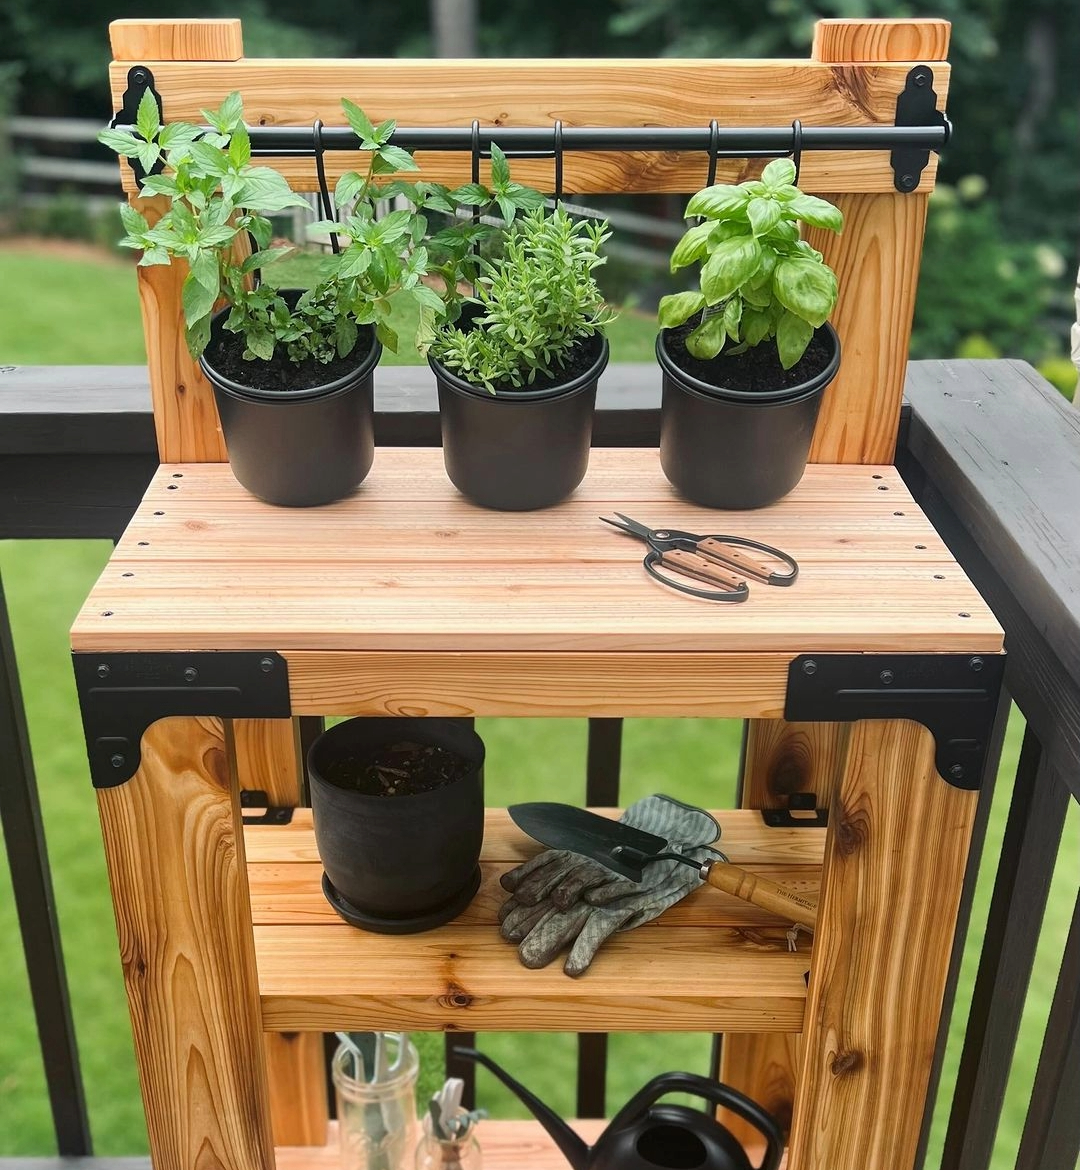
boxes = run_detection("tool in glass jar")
[600,513,798,602]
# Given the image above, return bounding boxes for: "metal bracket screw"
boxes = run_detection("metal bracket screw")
[183,667,199,683]
[879,670,895,685]
[802,659,818,676]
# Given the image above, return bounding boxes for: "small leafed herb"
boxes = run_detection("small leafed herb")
[429,206,613,393]
[658,159,843,369]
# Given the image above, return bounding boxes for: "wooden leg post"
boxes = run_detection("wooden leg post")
[96,716,275,1170]
[787,718,979,1170]
[233,718,330,1148]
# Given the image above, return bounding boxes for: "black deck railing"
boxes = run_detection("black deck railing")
[1,358,1077,1168]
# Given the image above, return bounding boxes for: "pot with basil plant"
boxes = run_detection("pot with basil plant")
[655,158,843,509]
[101,92,433,507]
[423,149,614,511]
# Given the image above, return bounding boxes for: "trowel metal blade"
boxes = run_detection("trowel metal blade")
[508,802,668,882]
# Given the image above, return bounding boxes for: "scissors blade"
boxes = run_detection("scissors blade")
[600,513,654,541]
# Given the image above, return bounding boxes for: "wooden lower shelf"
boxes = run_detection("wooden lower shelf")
[246,809,821,1034]
[277,1121,786,1170]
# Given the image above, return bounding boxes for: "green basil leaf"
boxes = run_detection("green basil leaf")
[723,296,742,341]
[787,193,844,233]
[669,221,715,272]
[686,313,726,359]
[685,184,749,220]
[746,197,782,238]
[776,310,815,369]
[773,257,838,328]
[657,290,706,328]
[761,158,797,189]
[742,306,772,346]
[135,89,161,143]
[700,236,762,304]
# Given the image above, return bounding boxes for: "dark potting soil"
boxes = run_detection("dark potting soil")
[322,740,470,797]
[205,329,376,393]
[664,321,833,393]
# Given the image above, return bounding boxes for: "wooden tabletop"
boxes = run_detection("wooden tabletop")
[70,448,1002,655]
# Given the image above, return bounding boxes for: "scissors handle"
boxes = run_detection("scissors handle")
[697,537,799,586]
[645,550,750,602]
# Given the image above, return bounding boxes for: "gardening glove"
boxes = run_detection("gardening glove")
[499,795,722,977]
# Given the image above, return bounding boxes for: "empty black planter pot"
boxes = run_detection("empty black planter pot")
[307,717,485,934]
[656,324,840,510]
[199,294,380,507]
[430,334,608,510]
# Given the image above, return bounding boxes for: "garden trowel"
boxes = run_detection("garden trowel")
[509,802,817,929]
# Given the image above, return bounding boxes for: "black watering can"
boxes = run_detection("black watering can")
[455,1049,783,1170]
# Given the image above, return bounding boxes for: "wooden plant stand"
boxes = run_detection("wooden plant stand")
[72,17,1004,1170]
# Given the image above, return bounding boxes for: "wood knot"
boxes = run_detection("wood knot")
[830,1050,864,1077]
[833,808,867,857]
[184,519,208,531]
[443,982,473,1009]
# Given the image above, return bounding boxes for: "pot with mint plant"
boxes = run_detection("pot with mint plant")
[424,162,613,511]
[656,158,843,509]
[101,93,434,507]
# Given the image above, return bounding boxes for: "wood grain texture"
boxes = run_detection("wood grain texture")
[248,809,817,1034]
[95,717,273,1170]
[69,452,1003,659]
[721,720,848,1143]
[108,58,947,195]
[787,719,979,1170]
[129,195,228,465]
[812,18,951,62]
[264,1032,329,1147]
[807,18,948,465]
[110,19,244,62]
[232,719,304,806]
[808,192,930,464]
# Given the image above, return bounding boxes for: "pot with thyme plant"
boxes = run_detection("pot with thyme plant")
[425,171,613,511]
[655,158,843,509]
[101,93,433,506]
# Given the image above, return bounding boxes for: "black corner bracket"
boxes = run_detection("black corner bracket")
[73,651,292,788]
[110,65,164,182]
[785,652,1005,789]
[892,65,949,193]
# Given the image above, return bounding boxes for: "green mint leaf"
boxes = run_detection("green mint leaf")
[787,193,844,233]
[700,237,763,304]
[184,314,211,359]
[773,257,837,328]
[235,168,309,212]
[137,246,171,267]
[375,319,399,353]
[197,225,238,248]
[776,310,814,368]
[190,249,220,296]
[762,158,797,189]
[200,91,243,134]
[229,123,251,169]
[98,128,143,157]
[669,221,715,272]
[507,183,545,210]
[341,99,376,143]
[335,316,359,358]
[496,194,517,226]
[451,183,492,207]
[339,249,373,279]
[135,142,161,173]
[181,271,217,332]
[685,312,726,359]
[158,122,201,151]
[188,141,230,176]
[119,203,150,237]
[335,171,367,207]
[685,184,749,220]
[240,246,294,274]
[138,174,180,197]
[490,143,511,189]
[376,144,419,173]
[373,117,396,144]
[747,197,782,237]
[247,331,276,361]
[135,89,161,143]
[657,290,706,328]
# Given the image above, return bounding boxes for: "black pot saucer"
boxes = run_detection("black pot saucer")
[321,867,482,934]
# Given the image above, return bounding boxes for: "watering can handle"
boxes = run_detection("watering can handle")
[608,1072,784,1170]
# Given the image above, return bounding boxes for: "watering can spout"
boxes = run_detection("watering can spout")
[452,1048,589,1170]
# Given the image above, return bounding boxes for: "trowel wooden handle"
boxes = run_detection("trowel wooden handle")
[703,860,818,929]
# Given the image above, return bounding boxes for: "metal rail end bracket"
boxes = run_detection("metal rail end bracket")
[73,651,291,788]
[892,65,948,193]
[785,652,1005,789]
[110,66,164,182]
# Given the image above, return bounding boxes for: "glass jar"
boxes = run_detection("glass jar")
[333,1035,419,1170]
[413,1115,482,1170]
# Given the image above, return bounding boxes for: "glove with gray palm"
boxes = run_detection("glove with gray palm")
[499,794,721,977]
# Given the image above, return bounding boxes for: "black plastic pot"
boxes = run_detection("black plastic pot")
[656,323,840,510]
[199,292,381,507]
[307,717,485,934]
[429,331,609,510]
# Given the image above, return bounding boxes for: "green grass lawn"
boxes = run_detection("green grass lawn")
[0,245,1076,1165]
